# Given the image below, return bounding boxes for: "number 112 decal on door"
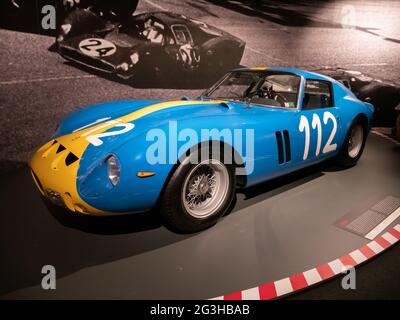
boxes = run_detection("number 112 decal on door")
[299,111,337,160]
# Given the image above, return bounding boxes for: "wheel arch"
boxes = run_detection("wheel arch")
[353,112,369,132]
[154,140,246,208]
[181,140,246,186]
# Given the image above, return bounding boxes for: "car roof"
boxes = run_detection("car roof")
[137,11,193,26]
[232,67,334,82]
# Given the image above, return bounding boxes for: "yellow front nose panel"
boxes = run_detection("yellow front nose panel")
[30,139,103,213]
[30,99,223,214]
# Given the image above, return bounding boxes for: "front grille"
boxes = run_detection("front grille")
[59,46,116,73]
[46,189,66,207]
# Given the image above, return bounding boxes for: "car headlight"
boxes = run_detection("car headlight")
[107,155,120,186]
[117,62,129,71]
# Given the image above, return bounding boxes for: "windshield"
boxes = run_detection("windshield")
[203,71,301,109]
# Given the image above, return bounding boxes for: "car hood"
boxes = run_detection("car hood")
[55,99,161,137]
[53,99,292,165]
[59,32,144,65]
[49,98,294,189]
[56,98,288,138]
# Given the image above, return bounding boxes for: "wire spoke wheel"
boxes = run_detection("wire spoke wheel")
[182,159,230,219]
[348,124,364,158]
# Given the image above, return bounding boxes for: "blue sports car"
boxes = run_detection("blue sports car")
[30,68,374,233]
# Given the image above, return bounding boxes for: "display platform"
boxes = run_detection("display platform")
[1,132,399,299]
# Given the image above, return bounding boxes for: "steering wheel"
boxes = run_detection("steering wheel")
[255,85,288,107]
[273,92,288,107]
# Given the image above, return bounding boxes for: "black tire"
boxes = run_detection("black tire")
[336,117,367,167]
[159,146,236,233]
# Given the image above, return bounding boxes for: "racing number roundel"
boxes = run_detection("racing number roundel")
[78,38,116,57]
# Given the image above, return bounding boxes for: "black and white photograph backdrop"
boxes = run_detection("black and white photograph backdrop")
[1,0,400,303]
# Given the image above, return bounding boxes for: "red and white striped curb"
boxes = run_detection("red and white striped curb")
[210,224,400,300]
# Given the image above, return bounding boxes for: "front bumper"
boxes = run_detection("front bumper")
[30,140,103,215]
[58,45,135,80]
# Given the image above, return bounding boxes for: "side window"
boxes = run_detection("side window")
[302,80,333,110]
[171,24,193,45]
[250,74,301,108]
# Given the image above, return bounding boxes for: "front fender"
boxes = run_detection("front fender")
[76,118,251,213]
[54,100,162,137]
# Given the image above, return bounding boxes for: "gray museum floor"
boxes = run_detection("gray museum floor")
[1,132,399,299]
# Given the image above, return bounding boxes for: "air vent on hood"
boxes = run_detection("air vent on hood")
[65,152,79,166]
[56,144,66,154]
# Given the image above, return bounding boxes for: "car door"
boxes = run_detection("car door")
[294,79,341,166]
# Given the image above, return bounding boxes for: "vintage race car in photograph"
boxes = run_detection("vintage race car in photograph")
[316,68,400,128]
[57,9,245,81]
[30,68,374,233]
